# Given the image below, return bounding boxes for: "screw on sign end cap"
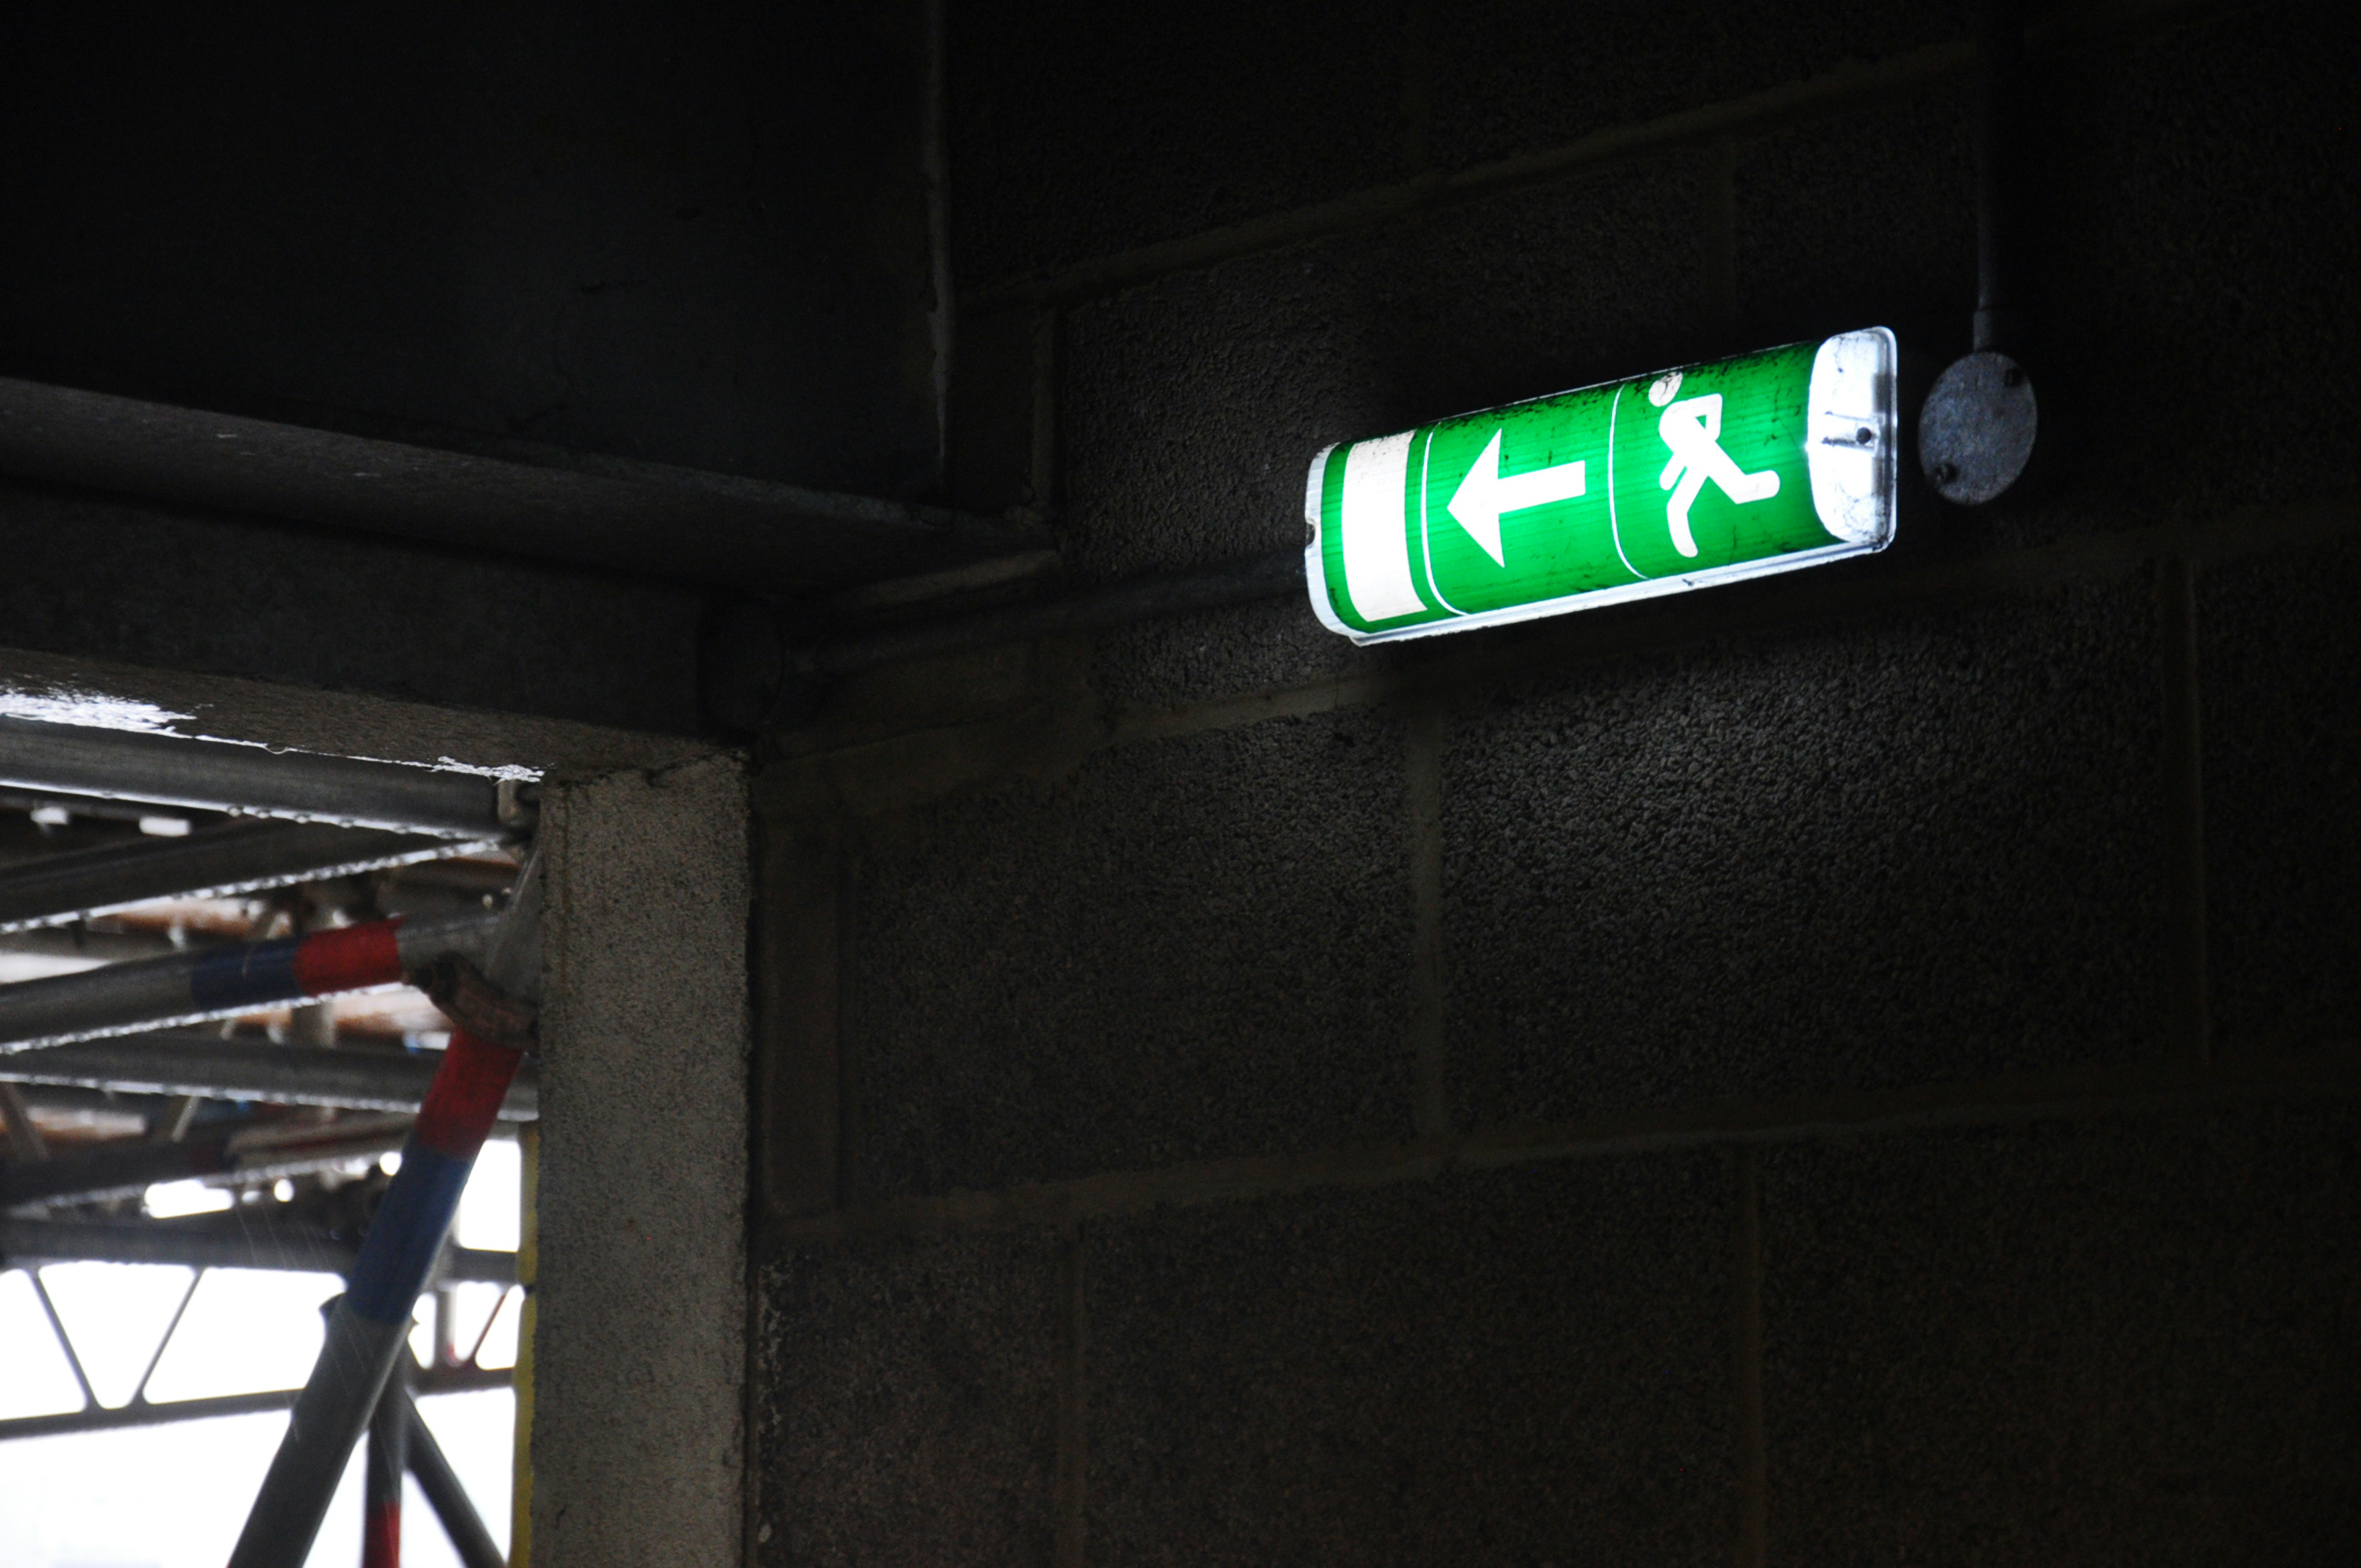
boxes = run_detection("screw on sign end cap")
[1917,350,2037,506]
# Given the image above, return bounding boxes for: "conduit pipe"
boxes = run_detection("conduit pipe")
[0,819,500,933]
[0,1032,538,1118]
[1916,0,2043,505]
[813,547,1309,678]
[231,855,543,1568]
[0,908,497,1053]
[0,717,529,838]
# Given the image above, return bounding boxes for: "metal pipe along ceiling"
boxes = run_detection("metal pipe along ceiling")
[813,547,1307,677]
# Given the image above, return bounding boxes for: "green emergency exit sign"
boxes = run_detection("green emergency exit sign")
[1305,329,1897,642]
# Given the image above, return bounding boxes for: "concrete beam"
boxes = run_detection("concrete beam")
[0,377,1051,594]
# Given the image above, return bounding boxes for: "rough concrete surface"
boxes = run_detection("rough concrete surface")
[0,482,707,736]
[2026,4,2360,539]
[1425,0,1974,171]
[1087,1157,1736,1567]
[1761,1108,2361,1562]
[949,0,1411,287]
[856,709,1415,1196]
[1443,580,2165,1126]
[537,755,750,1567]
[756,1232,1061,1566]
[1733,86,1976,360]
[2200,538,2361,1053]
[1087,595,1381,720]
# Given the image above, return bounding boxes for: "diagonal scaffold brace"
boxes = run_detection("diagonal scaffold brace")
[225,854,544,1568]
[404,1382,508,1568]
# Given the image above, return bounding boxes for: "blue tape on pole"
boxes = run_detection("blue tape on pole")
[345,1139,473,1325]
[187,936,305,1013]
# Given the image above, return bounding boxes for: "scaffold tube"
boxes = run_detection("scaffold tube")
[226,858,539,1568]
[0,909,497,1053]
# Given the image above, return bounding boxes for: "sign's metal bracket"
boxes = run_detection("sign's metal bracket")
[1918,0,2042,508]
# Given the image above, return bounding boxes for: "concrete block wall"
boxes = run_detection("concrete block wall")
[751,0,2361,1561]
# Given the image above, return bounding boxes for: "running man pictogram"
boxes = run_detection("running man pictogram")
[1655,391,1781,558]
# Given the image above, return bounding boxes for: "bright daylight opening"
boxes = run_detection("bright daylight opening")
[0,1145,522,1566]
[0,719,538,1565]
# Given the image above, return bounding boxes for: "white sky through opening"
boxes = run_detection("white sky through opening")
[0,1146,521,1565]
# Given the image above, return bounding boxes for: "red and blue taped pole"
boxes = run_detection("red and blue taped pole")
[346,1024,528,1322]
[227,859,542,1568]
[0,908,499,1053]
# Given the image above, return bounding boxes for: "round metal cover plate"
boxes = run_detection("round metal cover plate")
[1918,350,2037,507]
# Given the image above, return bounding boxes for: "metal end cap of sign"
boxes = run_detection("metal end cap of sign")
[1917,350,2038,507]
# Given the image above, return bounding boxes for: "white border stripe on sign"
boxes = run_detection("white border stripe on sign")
[1338,432,1425,623]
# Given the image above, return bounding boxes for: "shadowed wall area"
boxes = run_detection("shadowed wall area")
[0,0,2349,1562]
[750,0,2360,1562]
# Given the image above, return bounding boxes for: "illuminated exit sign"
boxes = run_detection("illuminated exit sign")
[1305,329,1896,642]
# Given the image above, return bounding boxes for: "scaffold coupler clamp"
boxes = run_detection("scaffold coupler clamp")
[407,951,538,1053]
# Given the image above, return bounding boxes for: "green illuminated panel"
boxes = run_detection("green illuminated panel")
[1306,330,1897,642]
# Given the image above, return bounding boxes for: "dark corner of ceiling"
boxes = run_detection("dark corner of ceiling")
[0,3,1045,741]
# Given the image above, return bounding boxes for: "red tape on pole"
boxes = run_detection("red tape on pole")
[412,1028,523,1161]
[362,1502,400,1568]
[290,920,406,997]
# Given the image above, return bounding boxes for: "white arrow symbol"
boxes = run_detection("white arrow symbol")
[1445,428,1586,568]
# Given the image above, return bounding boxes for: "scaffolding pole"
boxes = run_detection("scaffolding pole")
[0,1215,516,1281]
[364,1355,409,1568]
[0,817,498,933]
[0,1032,538,1118]
[228,856,541,1568]
[0,1364,509,1444]
[0,1112,416,1207]
[0,907,497,1053]
[0,716,526,838]
[405,1385,508,1568]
